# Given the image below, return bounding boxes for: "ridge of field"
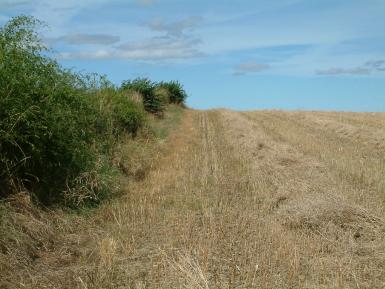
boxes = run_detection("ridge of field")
[1,110,385,288]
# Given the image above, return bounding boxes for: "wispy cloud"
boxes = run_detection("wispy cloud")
[59,33,204,60]
[59,50,201,61]
[58,15,204,61]
[316,67,370,76]
[116,36,203,59]
[365,60,385,71]
[0,0,29,9]
[147,16,203,37]
[48,33,120,45]
[3,0,385,78]
[233,60,269,76]
[316,59,385,76]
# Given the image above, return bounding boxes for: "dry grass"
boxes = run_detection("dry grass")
[1,109,385,288]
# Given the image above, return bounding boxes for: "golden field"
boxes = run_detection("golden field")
[1,109,385,288]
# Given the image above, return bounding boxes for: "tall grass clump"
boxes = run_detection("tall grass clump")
[121,78,165,115]
[157,81,188,105]
[0,16,145,206]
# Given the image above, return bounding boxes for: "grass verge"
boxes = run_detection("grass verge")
[0,106,185,288]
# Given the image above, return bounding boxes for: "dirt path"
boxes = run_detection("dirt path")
[4,110,385,288]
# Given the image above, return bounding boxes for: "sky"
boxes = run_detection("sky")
[1,0,385,111]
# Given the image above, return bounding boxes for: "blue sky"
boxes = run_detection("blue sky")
[1,0,385,111]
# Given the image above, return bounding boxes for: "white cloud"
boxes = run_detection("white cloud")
[59,49,111,60]
[58,35,204,60]
[4,0,385,75]
[119,35,200,50]
[58,48,202,61]
[316,59,385,76]
[233,60,269,76]
[147,16,203,37]
[59,42,203,60]
[48,33,120,45]
[118,35,203,60]
[57,14,205,61]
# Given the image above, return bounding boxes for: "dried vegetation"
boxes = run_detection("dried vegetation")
[1,109,385,288]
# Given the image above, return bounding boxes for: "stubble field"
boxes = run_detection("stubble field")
[2,109,385,288]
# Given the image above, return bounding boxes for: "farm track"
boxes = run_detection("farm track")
[2,110,385,288]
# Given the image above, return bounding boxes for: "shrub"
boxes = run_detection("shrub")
[84,75,146,139]
[0,16,103,203]
[99,89,145,138]
[0,15,187,207]
[157,81,188,105]
[113,93,145,136]
[0,16,146,206]
[121,78,165,114]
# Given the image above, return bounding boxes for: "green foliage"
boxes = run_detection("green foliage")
[157,81,188,105]
[121,78,165,114]
[81,74,145,139]
[0,16,144,206]
[112,93,145,136]
[0,15,188,207]
[1,16,92,202]
[94,87,145,138]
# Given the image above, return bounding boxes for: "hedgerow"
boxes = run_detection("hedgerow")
[0,16,145,205]
[0,15,188,207]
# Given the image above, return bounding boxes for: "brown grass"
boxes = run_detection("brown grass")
[1,109,385,288]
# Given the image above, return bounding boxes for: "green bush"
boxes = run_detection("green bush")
[113,93,145,136]
[0,15,188,207]
[121,78,165,114]
[157,81,188,105]
[0,16,101,203]
[94,87,145,138]
[0,16,145,206]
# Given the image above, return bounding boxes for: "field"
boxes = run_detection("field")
[1,109,385,288]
